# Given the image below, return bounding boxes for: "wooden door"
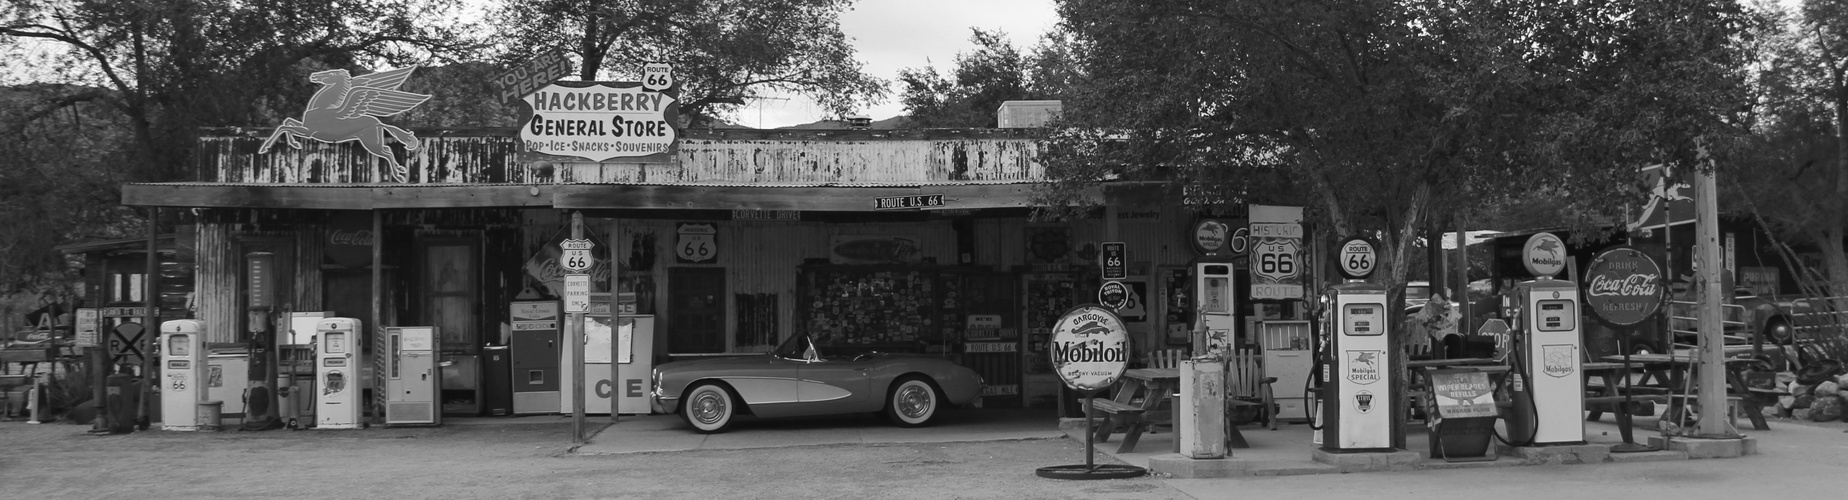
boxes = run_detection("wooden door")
[668,267,726,353]
[419,238,479,353]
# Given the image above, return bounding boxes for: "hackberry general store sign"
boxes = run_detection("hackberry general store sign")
[519,64,679,162]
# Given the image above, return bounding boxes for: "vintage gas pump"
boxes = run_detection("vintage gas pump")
[159,320,206,431]
[384,326,442,426]
[1190,259,1239,354]
[314,318,362,429]
[1506,232,1584,445]
[1320,237,1396,452]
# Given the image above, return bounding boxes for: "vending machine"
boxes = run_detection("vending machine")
[1507,232,1584,445]
[314,318,362,430]
[510,301,561,414]
[1191,259,1239,354]
[159,320,207,431]
[1319,237,1395,452]
[384,326,441,426]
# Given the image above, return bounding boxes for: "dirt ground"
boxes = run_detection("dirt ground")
[0,419,1187,499]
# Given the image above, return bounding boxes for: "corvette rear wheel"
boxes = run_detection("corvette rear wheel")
[885,376,941,427]
[683,383,735,433]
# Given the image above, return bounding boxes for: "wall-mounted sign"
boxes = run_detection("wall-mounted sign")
[259,67,431,182]
[520,78,678,162]
[1100,242,1126,280]
[246,252,275,309]
[322,212,376,269]
[1250,215,1305,300]
[829,235,922,265]
[495,51,573,104]
[1189,219,1248,256]
[966,342,1018,353]
[1582,246,1663,327]
[1098,281,1129,310]
[1049,305,1129,392]
[874,194,945,210]
[74,308,99,348]
[675,223,718,264]
[731,209,800,221]
[1335,237,1376,280]
[1522,232,1567,278]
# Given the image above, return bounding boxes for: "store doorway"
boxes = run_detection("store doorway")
[668,267,726,353]
[419,237,480,415]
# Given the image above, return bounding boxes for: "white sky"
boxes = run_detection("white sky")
[734,0,1060,129]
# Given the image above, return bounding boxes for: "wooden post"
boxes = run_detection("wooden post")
[1693,154,1734,437]
[370,210,383,426]
[140,207,159,430]
[570,211,587,443]
[1454,217,1469,336]
[609,217,622,423]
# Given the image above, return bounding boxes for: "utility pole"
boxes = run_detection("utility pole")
[1693,146,1735,438]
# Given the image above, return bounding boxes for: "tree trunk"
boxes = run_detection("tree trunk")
[579,5,602,81]
[1384,180,1432,451]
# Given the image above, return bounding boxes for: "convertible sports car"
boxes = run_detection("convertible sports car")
[650,333,984,433]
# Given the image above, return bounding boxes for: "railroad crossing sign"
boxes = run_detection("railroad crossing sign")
[110,322,147,366]
[560,238,594,274]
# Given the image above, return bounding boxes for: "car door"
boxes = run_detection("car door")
[796,357,875,414]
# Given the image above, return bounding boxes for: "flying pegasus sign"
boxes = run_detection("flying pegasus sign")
[259,66,432,182]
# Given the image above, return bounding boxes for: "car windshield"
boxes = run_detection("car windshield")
[772,333,821,362]
[1406,283,1431,303]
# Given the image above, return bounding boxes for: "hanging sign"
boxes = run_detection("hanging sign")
[874,194,945,210]
[524,228,610,298]
[1049,305,1130,392]
[1190,219,1248,257]
[560,238,594,273]
[1336,237,1376,280]
[676,223,718,263]
[1522,232,1567,278]
[1582,246,1664,327]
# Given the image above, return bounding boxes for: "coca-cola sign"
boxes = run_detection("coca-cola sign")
[1582,246,1663,327]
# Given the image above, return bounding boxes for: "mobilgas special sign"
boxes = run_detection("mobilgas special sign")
[519,66,679,163]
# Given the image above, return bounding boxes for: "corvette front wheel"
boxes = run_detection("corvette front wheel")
[683,383,736,433]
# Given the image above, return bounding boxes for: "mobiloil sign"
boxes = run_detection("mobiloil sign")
[1049,306,1130,392]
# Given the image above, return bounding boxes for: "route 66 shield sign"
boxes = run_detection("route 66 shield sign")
[676,223,716,263]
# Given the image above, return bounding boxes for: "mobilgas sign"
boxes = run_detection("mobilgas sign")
[1049,305,1129,392]
[520,78,679,162]
[1582,246,1664,327]
[1522,232,1567,278]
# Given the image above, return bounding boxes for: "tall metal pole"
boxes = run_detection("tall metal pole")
[371,210,383,427]
[1693,154,1734,437]
[570,212,587,443]
[609,217,622,423]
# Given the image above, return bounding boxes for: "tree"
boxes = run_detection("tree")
[0,0,479,290]
[491,0,885,127]
[1042,0,1754,297]
[1731,0,1848,294]
[898,28,1078,128]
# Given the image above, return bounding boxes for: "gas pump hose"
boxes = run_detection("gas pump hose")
[1489,345,1541,447]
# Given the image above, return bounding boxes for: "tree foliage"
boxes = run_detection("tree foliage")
[1041,0,1756,291]
[897,28,1076,128]
[0,0,480,291]
[491,0,885,126]
[1731,0,1848,292]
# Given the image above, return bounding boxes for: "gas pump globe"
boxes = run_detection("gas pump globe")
[1508,232,1585,446]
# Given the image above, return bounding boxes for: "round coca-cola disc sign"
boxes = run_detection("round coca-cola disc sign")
[1050,305,1131,392]
[1583,246,1664,327]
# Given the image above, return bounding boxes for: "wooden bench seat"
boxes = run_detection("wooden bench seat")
[1085,399,1144,415]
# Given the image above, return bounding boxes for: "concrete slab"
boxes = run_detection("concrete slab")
[1497,443,1611,464]
[1650,435,1759,458]
[1311,449,1424,472]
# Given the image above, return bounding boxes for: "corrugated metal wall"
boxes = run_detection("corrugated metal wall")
[201,135,1042,185]
[196,223,240,344]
